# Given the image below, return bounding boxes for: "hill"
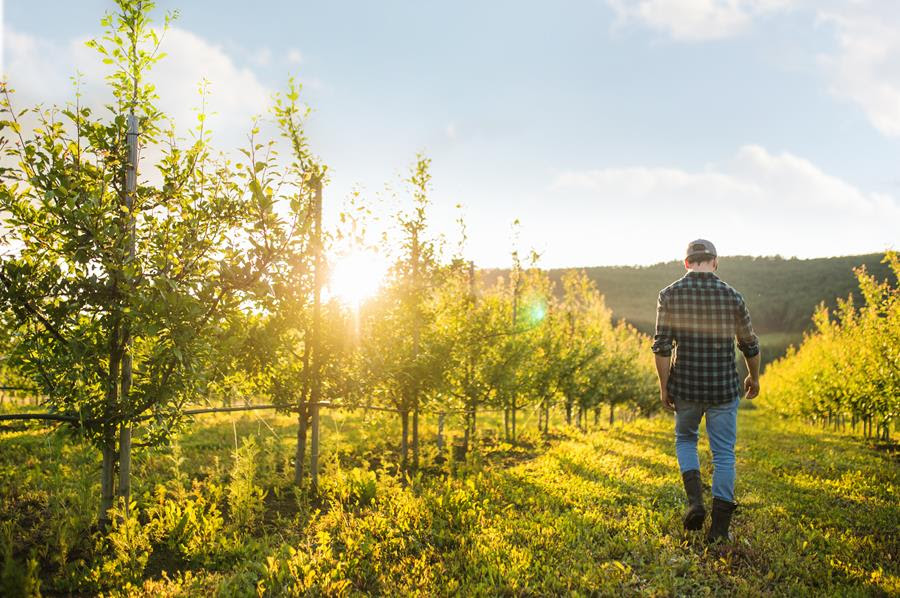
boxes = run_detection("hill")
[486,253,896,365]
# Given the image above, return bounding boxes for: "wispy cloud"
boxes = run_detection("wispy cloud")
[818,3,900,137]
[606,0,797,42]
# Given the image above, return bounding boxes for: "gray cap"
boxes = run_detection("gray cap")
[686,239,717,259]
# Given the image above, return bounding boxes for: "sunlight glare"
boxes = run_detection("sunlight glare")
[328,250,387,307]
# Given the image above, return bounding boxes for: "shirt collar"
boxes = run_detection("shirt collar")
[684,270,718,279]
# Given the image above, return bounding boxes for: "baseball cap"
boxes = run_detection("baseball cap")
[686,239,717,259]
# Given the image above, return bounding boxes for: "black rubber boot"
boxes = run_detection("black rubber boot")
[706,497,737,543]
[681,469,706,531]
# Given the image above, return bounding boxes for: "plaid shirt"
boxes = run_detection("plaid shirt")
[651,271,760,404]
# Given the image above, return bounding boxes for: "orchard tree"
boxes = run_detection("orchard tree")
[436,260,508,453]
[357,154,446,474]
[0,0,279,525]
[221,79,358,489]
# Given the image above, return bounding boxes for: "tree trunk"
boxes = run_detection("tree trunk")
[609,404,615,426]
[412,408,419,471]
[117,423,131,514]
[436,412,445,463]
[310,401,320,491]
[294,404,308,485]
[511,396,517,442]
[400,409,409,476]
[503,407,509,442]
[99,442,116,529]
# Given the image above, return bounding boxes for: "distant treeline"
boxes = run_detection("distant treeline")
[484,253,896,363]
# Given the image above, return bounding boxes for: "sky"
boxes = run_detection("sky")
[2,0,900,268]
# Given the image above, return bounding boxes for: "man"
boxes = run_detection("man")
[651,239,760,543]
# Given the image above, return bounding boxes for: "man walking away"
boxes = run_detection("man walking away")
[651,239,761,543]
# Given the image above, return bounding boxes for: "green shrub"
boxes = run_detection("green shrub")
[226,437,267,530]
[322,466,377,508]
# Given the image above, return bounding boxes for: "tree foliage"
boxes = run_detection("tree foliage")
[761,251,900,441]
[0,0,262,451]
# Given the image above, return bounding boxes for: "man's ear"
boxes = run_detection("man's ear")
[684,259,690,270]
[713,258,719,271]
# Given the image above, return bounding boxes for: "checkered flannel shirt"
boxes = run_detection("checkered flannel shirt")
[651,271,760,404]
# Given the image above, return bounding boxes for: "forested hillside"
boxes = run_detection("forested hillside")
[567,253,893,333]
[486,253,895,365]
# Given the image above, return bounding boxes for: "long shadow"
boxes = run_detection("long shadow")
[451,465,687,596]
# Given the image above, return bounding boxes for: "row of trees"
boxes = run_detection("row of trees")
[0,0,657,525]
[761,252,899,441]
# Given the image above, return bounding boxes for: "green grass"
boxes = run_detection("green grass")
[0,406,896,596]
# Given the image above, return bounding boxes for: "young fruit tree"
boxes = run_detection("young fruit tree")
[356,155,446,474]
[0,0,278,525]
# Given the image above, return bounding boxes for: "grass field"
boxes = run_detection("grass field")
[1,404,896,596]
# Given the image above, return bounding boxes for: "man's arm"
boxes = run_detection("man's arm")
[735,293,761,399]
[655,354,674,411]
[651,291,676,411]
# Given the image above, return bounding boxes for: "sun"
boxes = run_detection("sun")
[328,250,388,307]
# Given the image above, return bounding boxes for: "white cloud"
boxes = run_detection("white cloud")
[818,4,900,137]
[607,0,796,41]
[287,49,303,65]
[151,27,271,143]
[605,0,900,139]
[2,25,272,154]
[550,145,899,265]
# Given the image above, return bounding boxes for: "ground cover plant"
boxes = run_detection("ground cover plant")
[0,405,896,596]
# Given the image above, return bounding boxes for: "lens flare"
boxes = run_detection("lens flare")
[525,298,547,324]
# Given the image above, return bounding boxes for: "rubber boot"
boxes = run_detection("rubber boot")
[706,497,737,543]
[681,469,706,531]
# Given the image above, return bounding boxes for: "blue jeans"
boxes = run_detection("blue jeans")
[674,396,739,503]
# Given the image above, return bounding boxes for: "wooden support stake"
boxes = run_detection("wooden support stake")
[309,177,323,491]
[117,111,139,515]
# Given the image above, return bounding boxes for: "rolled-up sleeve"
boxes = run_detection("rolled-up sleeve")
[734,293,760,358]
[651,291,674,357]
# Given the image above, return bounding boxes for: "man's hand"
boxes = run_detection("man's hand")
[660,388,675,412]
[743,376,760,400]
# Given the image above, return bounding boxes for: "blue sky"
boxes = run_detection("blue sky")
[3,0,899,267]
